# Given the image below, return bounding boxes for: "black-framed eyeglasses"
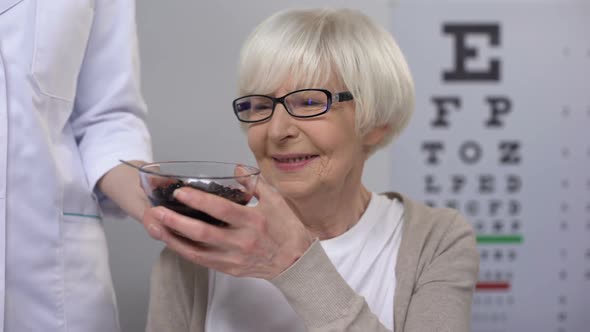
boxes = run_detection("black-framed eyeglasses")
[232,88,354,123]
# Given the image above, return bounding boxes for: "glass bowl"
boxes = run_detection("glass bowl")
[137,161,260,227]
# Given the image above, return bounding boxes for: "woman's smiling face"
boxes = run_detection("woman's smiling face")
[246,80,376,201]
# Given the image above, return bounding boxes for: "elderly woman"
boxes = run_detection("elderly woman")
[143,8,479,332]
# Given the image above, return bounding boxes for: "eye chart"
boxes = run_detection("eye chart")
[389,2,590,331]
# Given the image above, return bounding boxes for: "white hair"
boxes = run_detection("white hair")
[237,8,415,152]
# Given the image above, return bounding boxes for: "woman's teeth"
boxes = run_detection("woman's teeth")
[276,156,315,163]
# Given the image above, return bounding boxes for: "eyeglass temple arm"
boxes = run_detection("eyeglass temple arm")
[334,91,354,103]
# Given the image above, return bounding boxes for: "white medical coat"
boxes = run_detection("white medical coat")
[0,0,152,330]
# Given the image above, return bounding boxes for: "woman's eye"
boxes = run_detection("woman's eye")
[298,99,323,107]
[254,104,272,111]
[237,101,251,112]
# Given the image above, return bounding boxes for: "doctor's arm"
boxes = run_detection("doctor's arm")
[70,0,152,221]
[97,161,150,221]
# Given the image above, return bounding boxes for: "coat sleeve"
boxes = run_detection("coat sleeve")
[145,248,196,332]
[69,0,152,214]
[271,240,393,332]
[403,212,479,332]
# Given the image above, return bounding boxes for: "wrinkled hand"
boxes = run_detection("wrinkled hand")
[142,176,315,280]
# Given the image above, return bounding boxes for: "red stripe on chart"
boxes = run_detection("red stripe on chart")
[476,282,511,291]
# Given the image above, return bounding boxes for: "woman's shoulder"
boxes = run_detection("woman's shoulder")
[381,192,479,293]
[380,192,473,239]
[379,191,477,269]
[380,193,479,332]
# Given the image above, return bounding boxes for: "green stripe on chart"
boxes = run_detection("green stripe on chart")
[476,235,523,244]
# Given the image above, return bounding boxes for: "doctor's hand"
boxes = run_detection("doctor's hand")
[98,160,150,222]
[142,176,315,280]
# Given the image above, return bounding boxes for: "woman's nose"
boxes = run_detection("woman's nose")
[267,103,298,142]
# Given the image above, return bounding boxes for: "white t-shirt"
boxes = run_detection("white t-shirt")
[205,193,405,332]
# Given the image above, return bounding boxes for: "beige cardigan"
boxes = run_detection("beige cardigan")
[146,193,479,332]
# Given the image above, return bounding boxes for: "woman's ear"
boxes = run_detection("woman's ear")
[362,125,389,147]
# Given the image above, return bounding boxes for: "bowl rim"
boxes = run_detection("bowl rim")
[138,160,261,180]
